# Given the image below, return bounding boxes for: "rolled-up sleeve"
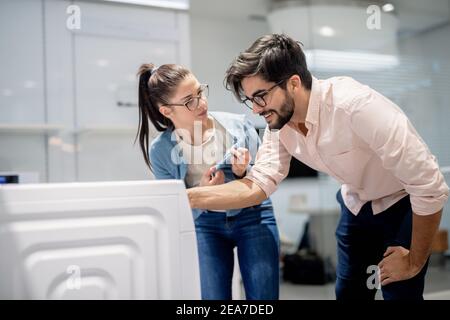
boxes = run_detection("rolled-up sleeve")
[245,126,292,198]
[349,90,449,215]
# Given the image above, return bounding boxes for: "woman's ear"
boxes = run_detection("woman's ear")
[159,106,172,119]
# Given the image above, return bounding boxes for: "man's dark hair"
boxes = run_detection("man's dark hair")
[225,33,312,101]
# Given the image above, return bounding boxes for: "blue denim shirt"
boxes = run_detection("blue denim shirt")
[149,111,273,219]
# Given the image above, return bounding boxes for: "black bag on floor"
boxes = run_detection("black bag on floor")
[283,249,335,285]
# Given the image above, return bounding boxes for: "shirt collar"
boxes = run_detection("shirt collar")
[289,76,321,127]
[304,76,321,126]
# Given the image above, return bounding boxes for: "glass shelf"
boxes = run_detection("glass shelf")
[0,124,65,134]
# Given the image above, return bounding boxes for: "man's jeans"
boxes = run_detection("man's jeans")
[335,190,429,300]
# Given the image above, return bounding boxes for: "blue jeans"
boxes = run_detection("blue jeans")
[335,189,429,300]
[194,206,280,300]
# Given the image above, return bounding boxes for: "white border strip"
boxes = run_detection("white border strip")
[103,0,189,10]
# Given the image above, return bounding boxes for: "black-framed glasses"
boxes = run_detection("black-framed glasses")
[162,84,209,111]
[241,79,285,110]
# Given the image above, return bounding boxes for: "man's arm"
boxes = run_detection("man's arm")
[187,125,292,211]
[409,210,442,271]
[187,178,267,210]
[379,210,442,285]
[349,88,449,284]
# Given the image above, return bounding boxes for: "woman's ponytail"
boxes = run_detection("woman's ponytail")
[136,63,190,170]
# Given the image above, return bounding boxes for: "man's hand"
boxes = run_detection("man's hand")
[378,210,442,286]
[378,246,421,286]
[199,166,224,187]
[230,147,251,178]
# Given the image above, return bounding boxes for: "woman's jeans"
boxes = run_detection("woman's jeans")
[195,206,280,300]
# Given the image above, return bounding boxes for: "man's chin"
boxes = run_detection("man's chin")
[268,121,282,131]
[265,115,280,130]
[268,118,290,131]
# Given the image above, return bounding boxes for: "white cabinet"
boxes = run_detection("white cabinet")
[0,180,201,299]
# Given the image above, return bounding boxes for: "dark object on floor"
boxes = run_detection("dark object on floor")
[283,249,335,285]
[283,221,335,285]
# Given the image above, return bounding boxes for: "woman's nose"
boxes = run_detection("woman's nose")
[198,97,207,110]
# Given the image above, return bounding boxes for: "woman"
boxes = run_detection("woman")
[136,63,279,300]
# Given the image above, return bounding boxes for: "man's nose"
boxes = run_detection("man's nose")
[252,103,264,114]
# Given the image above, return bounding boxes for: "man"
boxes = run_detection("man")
[187,34,449,300]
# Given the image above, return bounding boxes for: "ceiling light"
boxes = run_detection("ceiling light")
[24,81,36,89]
[318,26,335,37]
[382,3,395,12]
[96,59,110,67]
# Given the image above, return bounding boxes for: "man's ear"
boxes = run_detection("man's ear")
[288,75,302,92]
[159,106,172,119]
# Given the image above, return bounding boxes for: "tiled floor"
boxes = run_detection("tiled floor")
[279,262,450,300]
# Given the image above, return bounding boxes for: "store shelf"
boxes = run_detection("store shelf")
[0,124,65,134]
[75,125,138,135]
[0,124,153,137]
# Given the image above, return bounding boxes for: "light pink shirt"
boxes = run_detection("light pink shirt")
[246,76,449,216]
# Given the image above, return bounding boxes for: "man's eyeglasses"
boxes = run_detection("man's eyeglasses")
[162,84,209,111]
[241,79,285,110]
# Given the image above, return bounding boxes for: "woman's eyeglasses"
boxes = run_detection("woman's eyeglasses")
[162,84,209,111]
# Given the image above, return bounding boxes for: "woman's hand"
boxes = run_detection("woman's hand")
[230,147,251,178]
[199,166,225,187]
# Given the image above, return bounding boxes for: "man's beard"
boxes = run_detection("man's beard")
[267,94,295,130]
